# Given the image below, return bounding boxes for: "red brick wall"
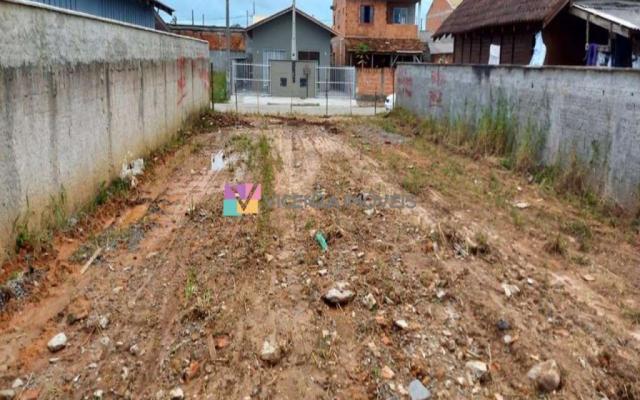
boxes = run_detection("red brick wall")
[171,29,245,52]
[357,67,394,98]
[333,0,418,39]
[426,0,454,33]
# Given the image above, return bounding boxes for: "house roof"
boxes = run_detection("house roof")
[573,0,640,32]
[344,38,425,54]
[150,0,174,15]
[435,0,569,37]
[246,6,338,36]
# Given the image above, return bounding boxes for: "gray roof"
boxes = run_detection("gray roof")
[572,0,640,31]
[420,31,454,54]
[246,6,337,36]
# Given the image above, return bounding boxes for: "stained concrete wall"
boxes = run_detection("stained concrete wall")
[0,0,210,259]
[395,63,640,208]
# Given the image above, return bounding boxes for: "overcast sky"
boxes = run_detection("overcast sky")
[163,0,432,28]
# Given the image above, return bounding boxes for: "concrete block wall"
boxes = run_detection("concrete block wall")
[395,63,640,208]
[0,0,210,260]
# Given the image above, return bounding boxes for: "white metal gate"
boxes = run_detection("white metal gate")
[231,61,355,99]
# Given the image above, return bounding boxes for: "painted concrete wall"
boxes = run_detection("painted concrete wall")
[246,11,333,66]
[0,0,210,259]
[395,63,640,208]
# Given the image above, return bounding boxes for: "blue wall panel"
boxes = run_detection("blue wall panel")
[32,0,155,28]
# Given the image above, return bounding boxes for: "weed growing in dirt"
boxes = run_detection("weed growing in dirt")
[562,220,593,252]
[185,268,198,301]
[402,169,428,195]
[544,234,568,257]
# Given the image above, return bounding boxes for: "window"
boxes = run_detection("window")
[300,78,308,88]
[392,7,409,24]
[298,51,320,61]
[280,78,287,87]
[360,5,373,23]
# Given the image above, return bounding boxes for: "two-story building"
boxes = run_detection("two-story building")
[331,0,424,68]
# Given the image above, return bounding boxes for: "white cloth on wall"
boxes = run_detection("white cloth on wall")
[529,32,547,66]
[489,44,501,65]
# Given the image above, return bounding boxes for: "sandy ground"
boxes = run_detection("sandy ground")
[0,113,639,400]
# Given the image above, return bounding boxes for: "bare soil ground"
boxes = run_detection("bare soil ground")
[1,112,640,399]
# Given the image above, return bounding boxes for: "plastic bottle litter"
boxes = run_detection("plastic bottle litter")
[315,231,328,252]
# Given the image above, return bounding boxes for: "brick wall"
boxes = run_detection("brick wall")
[333,0,418,39]
[356,67,394,98]
[426,0,453,33]
[171,28,245,51]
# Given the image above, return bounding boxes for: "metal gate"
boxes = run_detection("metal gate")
[231,61,355,99]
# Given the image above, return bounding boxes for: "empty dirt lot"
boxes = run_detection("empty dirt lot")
[1,111,639,399]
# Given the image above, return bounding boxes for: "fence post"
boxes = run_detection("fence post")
[234,80,238,113]
[325,74,329,117]
[211,62,215,111]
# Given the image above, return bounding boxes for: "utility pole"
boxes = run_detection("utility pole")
[191,9,194,25]
[226,0,231,92]
[291,0,297,60]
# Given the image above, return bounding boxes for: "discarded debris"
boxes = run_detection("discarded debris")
[120,158,144,187]
[513,201,530,209]
[501,283,521,298]
[394,319,409,330]
[47,332,68,353]
[527,360,561,392]
[315,231,329,252]
[408,379,432,400]
[211,151,225,172]
[322,282,355,306]
[80,247,103,274]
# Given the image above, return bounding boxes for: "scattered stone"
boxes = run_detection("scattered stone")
[98,316,109,330]
[99,336,111,347]
[169,387,184,400]
[362,293,377,310]
[381,365,395,380]
[435,289,448,300]
[496,319,511,331]
[356,252,365,259]
[318,269,328,277]
[394,320,409,330]
[364,208,375,217]
[527,360,561,392]
[466,361,489,382]
[265,254,274,263]
[47,333,68,353]
[49,357,61,364]
[501,283,521,298]
[408,379,432,400]
[582,274,596,282]
[322,282,355,306]
[503,335,514,345]
[260,340,282,364]
[184,361,200,381]
[11,379,23,389]
[513,201,530,209]
[129,344,140,356]
[0,390,15,400]
[93,389,104,399]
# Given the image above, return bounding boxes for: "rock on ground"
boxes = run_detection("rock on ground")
[408,379,431,400]
[0,390,15,400]
[47,333,67,353]
[322,282,355,306]
[466,360,489,382]
[260,340,282,364]
[527,360,561,392]
[169,387,184,400]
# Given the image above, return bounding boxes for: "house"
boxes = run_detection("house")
[424,0,463,62]
[426,0,463,33]
[332,0,424,67]
[168,25,247,71]
[435,0,640,68]
[31,0,173,28]
[245,6,337,67]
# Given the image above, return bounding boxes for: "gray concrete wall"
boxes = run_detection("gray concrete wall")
[0,0,210,259]
[395,63,640,208]
[246,11,333,66]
